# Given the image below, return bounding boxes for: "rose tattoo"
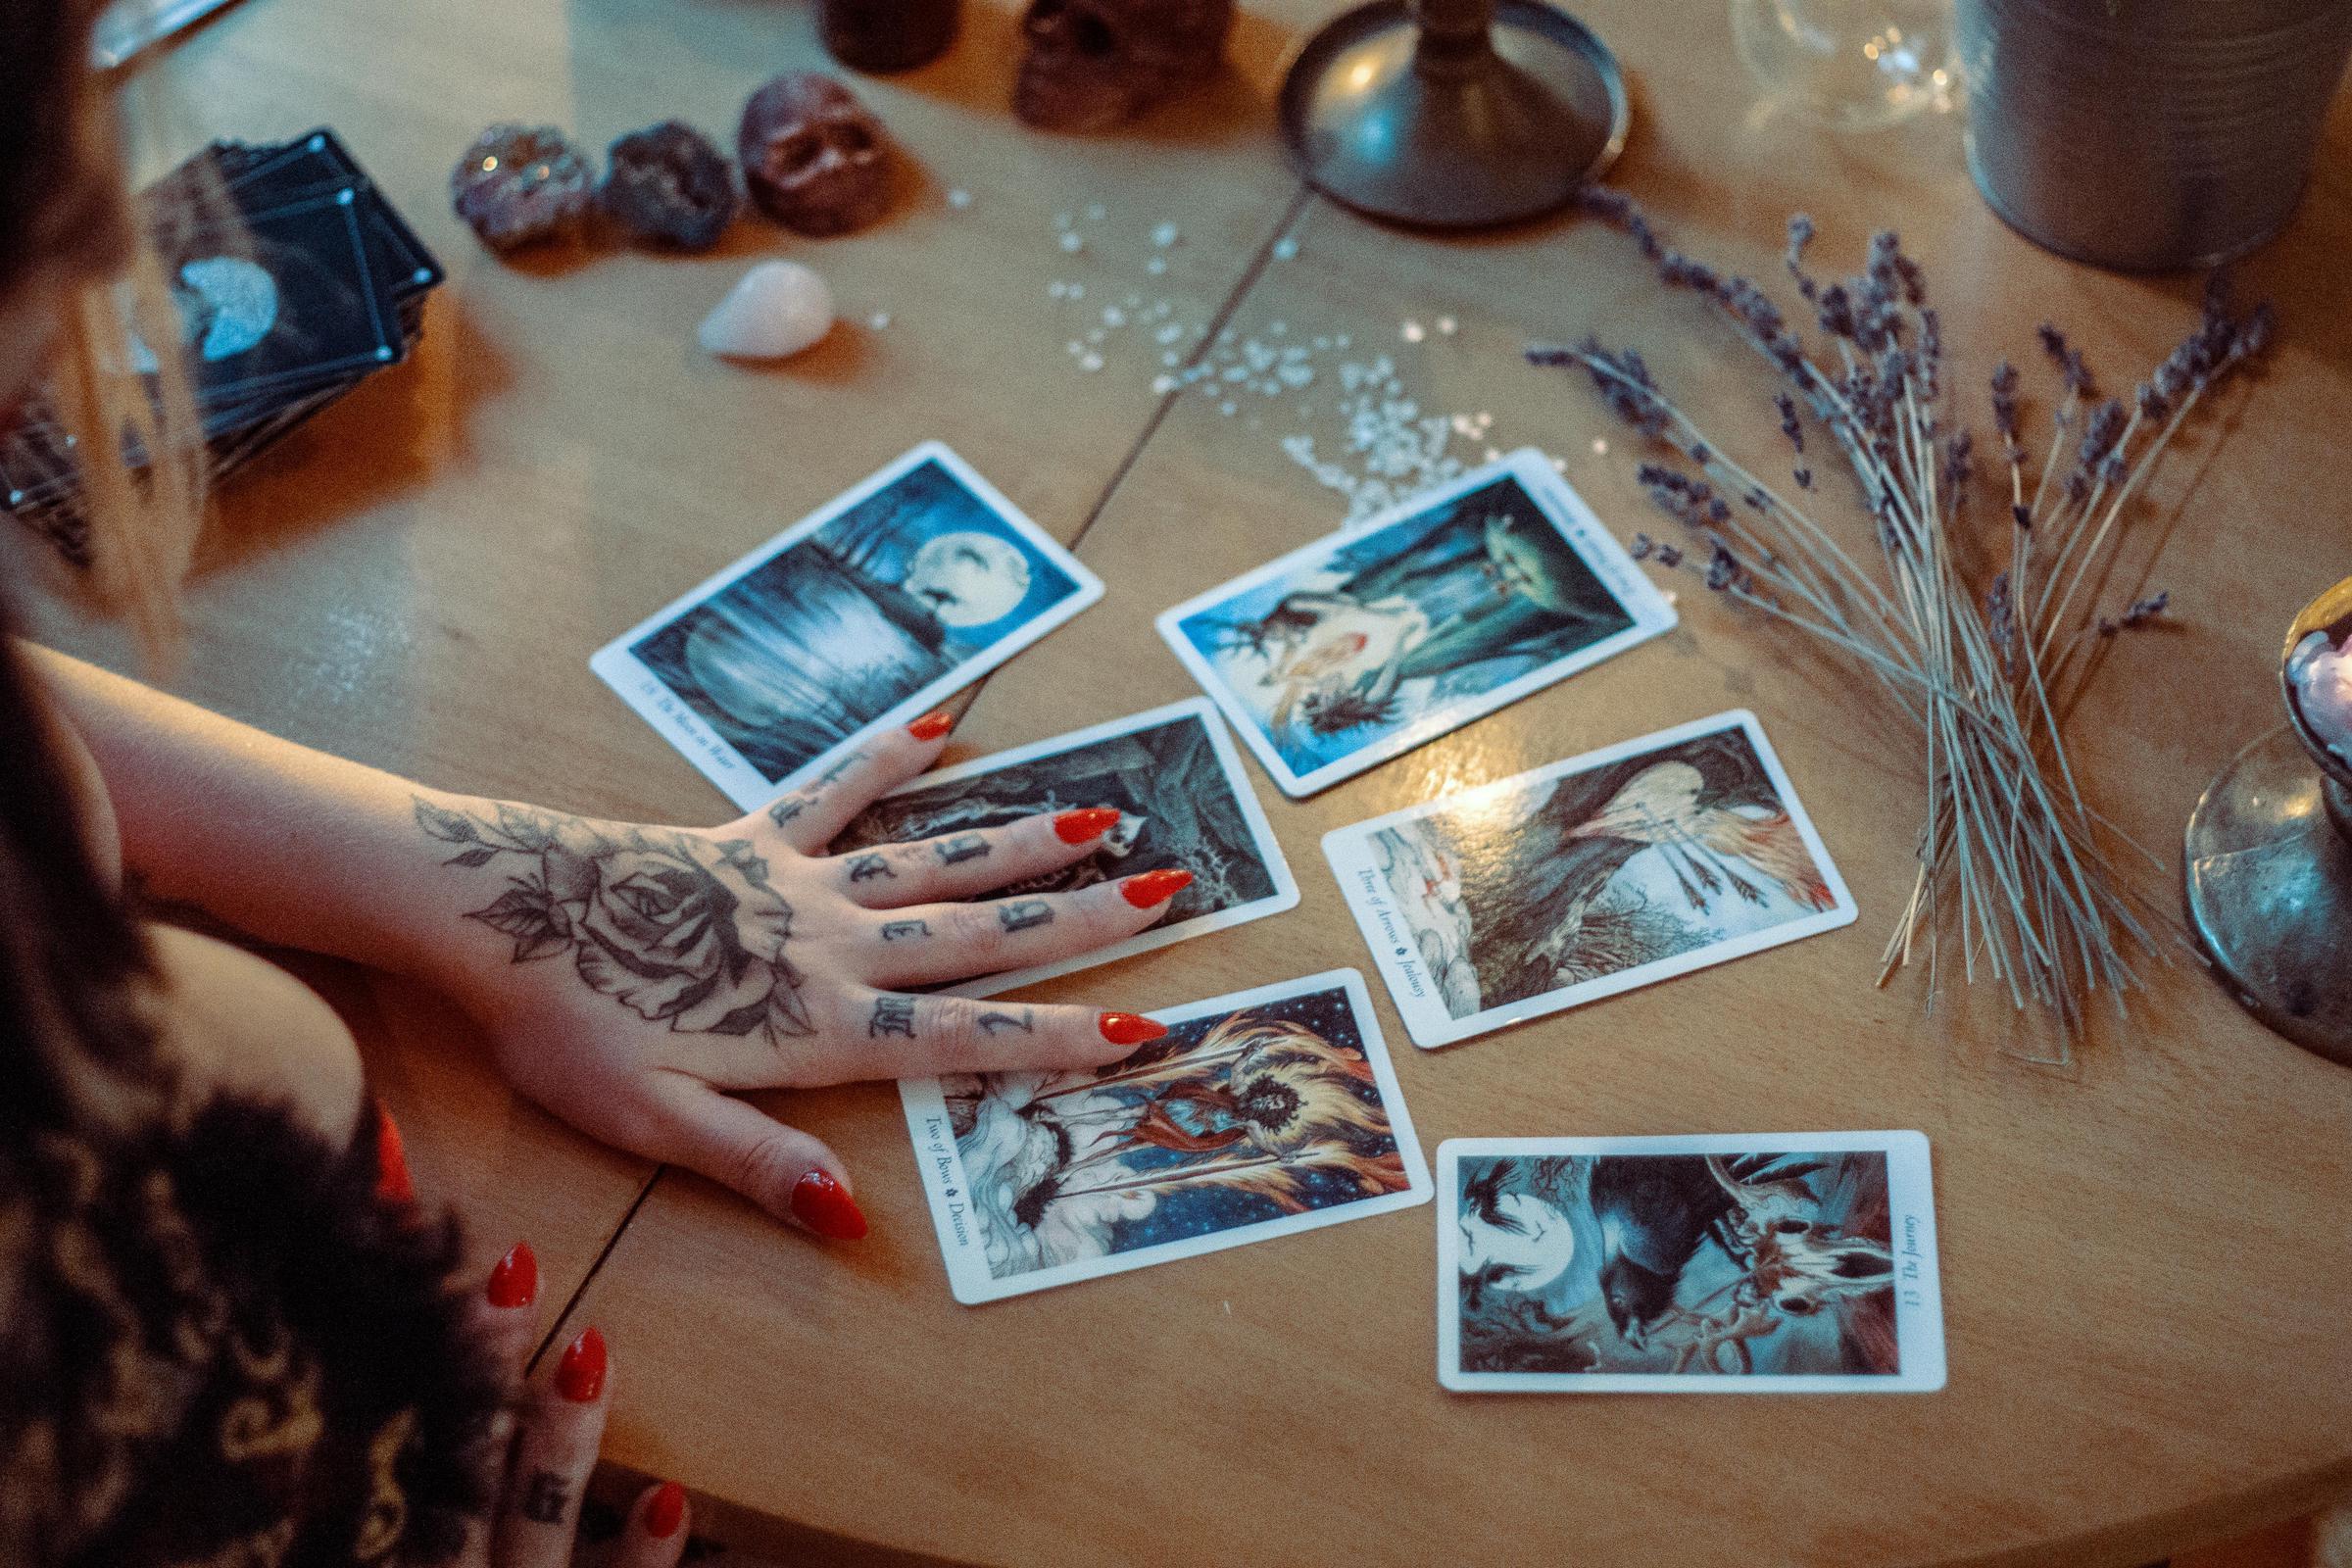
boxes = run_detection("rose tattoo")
[417,800,814,1045]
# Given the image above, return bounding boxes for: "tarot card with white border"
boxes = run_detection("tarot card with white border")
[831,698,1298,997]
[1155,449,1676,798]
[1324,710,1857,1049]
[592,443,1103,809]
[1437,1131,1945,1394]
[901,969,1432,1304]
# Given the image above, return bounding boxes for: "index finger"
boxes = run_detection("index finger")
[753,710,958,853]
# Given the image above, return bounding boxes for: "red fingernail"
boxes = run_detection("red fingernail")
[556,1325,607,1403]
[1099,1011,1168,1047]
[906,710,955,741]
[645,1480,686,1540]
[486,1241,538,1309]
[791,1169,868,1241]
[1119,868,1193,907]
[373,1103,414,1205]
[1054,807,1120,844]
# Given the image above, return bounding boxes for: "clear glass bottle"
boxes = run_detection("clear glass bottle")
[1730,0,1954,130]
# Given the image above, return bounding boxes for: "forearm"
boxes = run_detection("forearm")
[25,644,495,989]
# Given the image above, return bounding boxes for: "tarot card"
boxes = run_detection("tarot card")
[1156,449,1676,798]
[832,698,1298,996]
[1437,1132,1944,1393]
[902,969,1432,1304]
[593,443,1104,808]
[1324,710,1857,1049]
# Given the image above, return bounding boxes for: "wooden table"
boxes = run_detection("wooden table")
[46,0,2352,1559]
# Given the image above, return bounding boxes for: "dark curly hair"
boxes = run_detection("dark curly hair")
[0,8,506,1562]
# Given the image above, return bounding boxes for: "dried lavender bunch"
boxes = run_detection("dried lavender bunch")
[1532,192,2272,1045]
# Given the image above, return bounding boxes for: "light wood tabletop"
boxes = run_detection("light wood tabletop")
[36,0,2352,1561]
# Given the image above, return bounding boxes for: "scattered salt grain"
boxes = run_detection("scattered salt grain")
[868,311,892,329]
[1059,230,1085,254]
[1437,316,1457,336]
[1085,202,1106,221]
[1152,221,1181,248]
[1272,236,1299,261]
[1146,256,1168,275]
[1400,319,1426,344]
[947,187,973,209]
[1080,351,1104,371]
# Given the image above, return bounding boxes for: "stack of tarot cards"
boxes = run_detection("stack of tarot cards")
[1,128,441,562]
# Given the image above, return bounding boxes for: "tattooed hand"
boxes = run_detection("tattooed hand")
[416,712,1188,1241]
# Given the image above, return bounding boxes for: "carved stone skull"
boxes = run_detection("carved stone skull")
[1013,0,1234,132]
[737,73,891,236]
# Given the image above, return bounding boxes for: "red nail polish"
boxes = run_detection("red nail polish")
[1119,868,1193,907]
[1099,1011,1168,1047]
[906,710,955,742]
[486,1241,538,1309]
[791,1169,869,1241]
[556,1326,607,1403]
[645,1481,686,1540]
[373,1103,415,1205]
[1054,807,1120,844]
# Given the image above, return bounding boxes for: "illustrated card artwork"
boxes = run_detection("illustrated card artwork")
[832,698,1298,995]
[593,443,1104,808]
[1156,449,1676,797]
[1436,1132,1945,1394]
[1323,710,1856,1049]
[146,186,403,406]
[902,970,1432,1304]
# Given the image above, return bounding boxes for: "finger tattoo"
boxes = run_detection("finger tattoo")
[518,1470,570,1525]
[936,833,990,865]
[998,900,1054,933]
[880,919,931,942]
[845,852,895,883]
[976,1008,1035,1037]
[767,796,808,828]
[869,997,917,1038]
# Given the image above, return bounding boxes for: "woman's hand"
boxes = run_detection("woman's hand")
[458,1243,685,1568]
[416,712,1188,1238]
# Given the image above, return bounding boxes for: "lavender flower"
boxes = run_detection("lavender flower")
[1774,392,1804,453]
[1786,213,1820,301]
[1986,569,2016,659]
[2078,398,2127,471]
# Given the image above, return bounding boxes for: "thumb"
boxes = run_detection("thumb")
[640,1074,868,1242]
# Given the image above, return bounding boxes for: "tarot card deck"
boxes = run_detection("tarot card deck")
[1,128,441,563]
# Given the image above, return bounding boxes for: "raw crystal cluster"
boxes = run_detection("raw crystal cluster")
[449,124,594,250]
[599,121,740,251]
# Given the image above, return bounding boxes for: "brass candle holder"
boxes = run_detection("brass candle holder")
[1276,0,1628,228]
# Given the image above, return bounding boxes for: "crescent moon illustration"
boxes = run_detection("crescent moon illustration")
[901,530,1032,629]
[175,256,281,362]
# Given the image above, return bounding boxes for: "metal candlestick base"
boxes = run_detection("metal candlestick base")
[1277,0,1628,228]
[2183,577,2352,1065]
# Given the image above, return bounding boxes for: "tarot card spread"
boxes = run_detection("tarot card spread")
[1156,450,1676,798]
[593,444,1103,809]
[1324,710,1856,1050]
[1437,1133,1944,1393]
[832,699,1298,996]
[902,970,1431,1304]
